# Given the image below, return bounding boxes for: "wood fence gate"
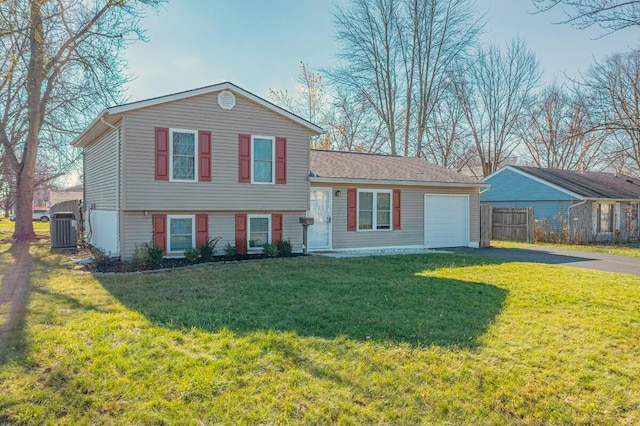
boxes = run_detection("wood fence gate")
[480,205,534,244]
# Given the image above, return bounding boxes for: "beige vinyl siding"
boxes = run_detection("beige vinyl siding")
[84,126,119,210]
[316,183,480,249]
[121,210,305,260]
[122,92,311,211]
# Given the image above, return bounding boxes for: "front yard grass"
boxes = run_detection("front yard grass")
[492,239,640,258]
[0,241,639,424]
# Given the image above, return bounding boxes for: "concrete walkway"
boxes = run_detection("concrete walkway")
[314,248,440,258]
[448,246,640,276]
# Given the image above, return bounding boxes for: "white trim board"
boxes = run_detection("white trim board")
[310,177,487,188]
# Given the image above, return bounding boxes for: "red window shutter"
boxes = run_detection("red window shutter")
[235,213,247,254]
[272,214,283,243]
[347,188,357,232]
[152,214,167,254]
[198,131,212,182]
[155,127,169,180]
[275,137,287,184]
[393,189,401,230]
[238,134,251,183]
[196,214,209,248]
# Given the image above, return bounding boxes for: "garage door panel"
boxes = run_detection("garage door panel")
[424,195,468,248]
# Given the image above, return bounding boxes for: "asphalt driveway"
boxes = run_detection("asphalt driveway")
[448,246,640,276]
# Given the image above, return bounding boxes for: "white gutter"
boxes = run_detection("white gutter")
[309,176,488,188]
[100,116,121,257]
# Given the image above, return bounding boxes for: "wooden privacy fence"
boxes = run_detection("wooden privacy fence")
[480,205,534,244]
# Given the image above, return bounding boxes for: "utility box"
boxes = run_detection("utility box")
[50,212,77,249]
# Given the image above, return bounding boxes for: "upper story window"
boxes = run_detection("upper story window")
[358,189,391,230]
[170,129,198,181]
[251,136,275,184]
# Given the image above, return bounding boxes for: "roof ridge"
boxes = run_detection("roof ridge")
[311,149,406,158]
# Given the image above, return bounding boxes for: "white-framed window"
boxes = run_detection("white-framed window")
[251,136,275,184]
[595,202,614,233]
[358,189,392,231]
[170,128,198,181]
[248,214,271,249]
[167,215,195,253]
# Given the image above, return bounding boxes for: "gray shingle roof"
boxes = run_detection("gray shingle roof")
[310,150,481,184]
[513,166,640,199]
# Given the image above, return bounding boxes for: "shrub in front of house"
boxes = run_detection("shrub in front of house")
[88,236,303,273]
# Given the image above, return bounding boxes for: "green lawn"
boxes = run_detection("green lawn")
[0,241,639,424]
[0,217,50,238]
[492,239,640,258]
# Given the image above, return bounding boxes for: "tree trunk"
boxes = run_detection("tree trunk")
[14,0,44,241]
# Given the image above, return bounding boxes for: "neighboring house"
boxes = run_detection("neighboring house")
[72,82,484,259]
[482,166,640,241]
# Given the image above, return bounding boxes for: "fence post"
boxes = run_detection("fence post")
[527,207,534,243]
[480,204,492,247]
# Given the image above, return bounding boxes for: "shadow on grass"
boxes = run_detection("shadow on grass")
[99,254,508,348]
[0,242,33,364]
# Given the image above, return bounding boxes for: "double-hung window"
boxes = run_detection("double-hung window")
[170,129,197,181]
[248,214,271,249]
[358,190,391,230]
[251,136,274,183]
[167,215,195,253]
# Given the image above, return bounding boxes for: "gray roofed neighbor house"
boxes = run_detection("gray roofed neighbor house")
[513,166,640,199]
[310,150,482,185]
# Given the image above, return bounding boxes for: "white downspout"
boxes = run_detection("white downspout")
[101,117,121,256]
[568,199,588,240]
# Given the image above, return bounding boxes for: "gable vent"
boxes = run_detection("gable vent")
[218,90,236,110]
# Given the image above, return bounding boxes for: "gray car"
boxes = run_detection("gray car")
[9,208,50,222]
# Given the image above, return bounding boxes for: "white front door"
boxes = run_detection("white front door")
[309,188,332,250]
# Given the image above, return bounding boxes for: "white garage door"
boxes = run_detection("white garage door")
[424,194,469,248]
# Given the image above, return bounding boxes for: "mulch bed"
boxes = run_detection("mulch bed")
[87,253,308,274]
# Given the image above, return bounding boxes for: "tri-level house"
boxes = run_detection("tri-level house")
[73,82,485,259]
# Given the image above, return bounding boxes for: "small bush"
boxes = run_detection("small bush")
[184,247,200,263]
[90,246,111,269]
[262,242,278,258]
[276,239,293,257]
[223,242,236,260]
[132,242,163,270]
[199,236,221,260]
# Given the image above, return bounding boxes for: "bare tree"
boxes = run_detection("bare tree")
[325,89,387,153]
[329,0,482,157]
[519,83,609,170]
[0,0,164,241]
[422,80,475,170]
[270,62,331,149]
[532,0,640,34]
[582,48,640,173]
[400,0,483,157]
[330,0,403,155]
[454,38,542,177]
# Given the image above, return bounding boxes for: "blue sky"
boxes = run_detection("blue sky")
[123,0,637,102]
